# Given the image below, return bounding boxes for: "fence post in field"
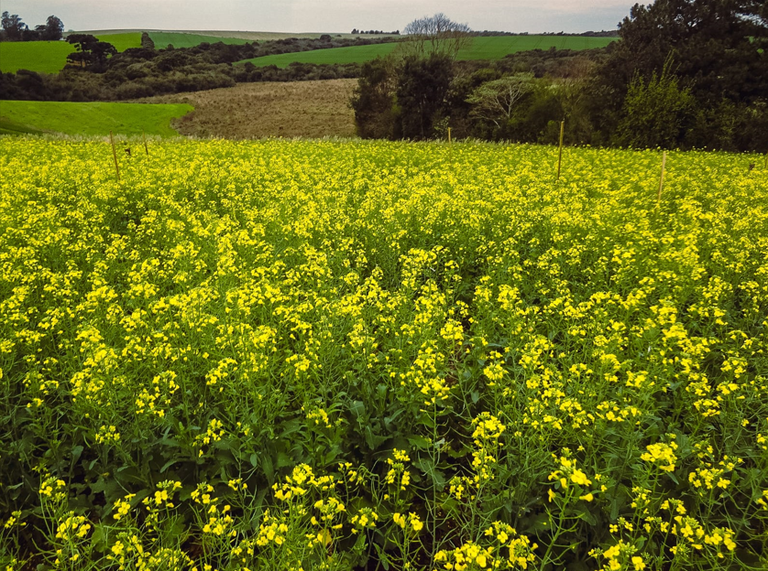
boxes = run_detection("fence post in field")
[110,131,121,182]
[556,120,565,181]
[143,130,149,156]
[658,151,667,204]
[448,127,452,144]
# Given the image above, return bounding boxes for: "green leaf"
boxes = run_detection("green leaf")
[349,400,366,420]
[414,457,446,488]
[364,426,388,450]
[262,454,274,483]
[406,436,431,450]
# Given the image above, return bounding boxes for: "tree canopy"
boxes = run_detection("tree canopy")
[606,0,768,103]
[1,12,63,41]
[66,34,117,70]
[399,13,472,60]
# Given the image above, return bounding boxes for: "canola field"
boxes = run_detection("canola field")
[0,137,767,570]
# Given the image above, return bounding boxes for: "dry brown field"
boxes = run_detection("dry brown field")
[141,79,358,139]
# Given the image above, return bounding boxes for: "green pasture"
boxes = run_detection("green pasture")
[240,34,617,68]
[98,32,144,52]
[0,100,193,137]
[460,34,616,59]
[147,32,251,48]
[0,41,75,74]
[0,32,142,74]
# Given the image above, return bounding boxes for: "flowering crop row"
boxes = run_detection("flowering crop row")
[0,137,766,570]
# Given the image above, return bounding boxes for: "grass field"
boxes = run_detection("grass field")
[147,31,251,48]
[241,35,617,67]
[1,137,766,570]
[0,100,193,136]
[143,79,357,138]
[0,41,78,74]
[0,32,142,74]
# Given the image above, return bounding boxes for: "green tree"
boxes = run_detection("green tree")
[351,57,398,139]
[1,12,26,41]
[140,31,155,50]
[591,0,768,150]
[616,60,695,149]
[395,53,453,139]
[604,0,768,103]
[39,16,64,41]
[66,34,117,70]
[466,73,535,129]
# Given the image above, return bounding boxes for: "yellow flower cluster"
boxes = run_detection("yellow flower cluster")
[3,136,768,569]
[386,449,412,491]
[641,439,679,473]
[435,523,537,570]
[392,512,423,534]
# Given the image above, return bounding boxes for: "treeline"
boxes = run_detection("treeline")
[351,29,400,35]
[472,30,619,37]
[352,3,768,152]
[0,34,393,101]
[352,49,607,142]
[0,12,63,41]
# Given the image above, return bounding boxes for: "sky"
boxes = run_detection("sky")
[2,0,633,34]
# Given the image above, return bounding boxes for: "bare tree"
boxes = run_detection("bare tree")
[398,13,472,60]
[466,73,535,128]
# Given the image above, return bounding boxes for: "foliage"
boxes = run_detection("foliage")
[0,12,25,41]
[466,73,535,128]
[613,0,768,103]
[65,34,118,71]
[616,60,696,149]
[0,12,63,42]
[140,32,155,51]
[590,0,768,150]
[351,57,398,139]
[1,137,768,570]
[395,53,453,139]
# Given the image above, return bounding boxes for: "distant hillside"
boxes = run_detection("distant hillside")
[69,29,397,41]
[240,35,617,68]
[1,31,142,74]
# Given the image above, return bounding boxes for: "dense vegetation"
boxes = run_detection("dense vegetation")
[0,35,390,101]
[1,137,767,570]
[0,12,63,42]
[352,2,768,152]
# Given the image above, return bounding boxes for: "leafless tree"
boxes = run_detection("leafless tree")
[398,13,472,60]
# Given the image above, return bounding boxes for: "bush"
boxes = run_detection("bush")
[616,61,695,149]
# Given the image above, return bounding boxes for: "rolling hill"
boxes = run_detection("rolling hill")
[239,35,616,68]
[0,32,142,74]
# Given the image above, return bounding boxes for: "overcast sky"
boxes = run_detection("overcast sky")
[2,1,633,34]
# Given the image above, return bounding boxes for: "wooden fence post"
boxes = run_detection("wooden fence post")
[110,131,120,182]
[657,151,667,204]
[447,127,452,144]
[556,120,565,181]
[143,130,149,156]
